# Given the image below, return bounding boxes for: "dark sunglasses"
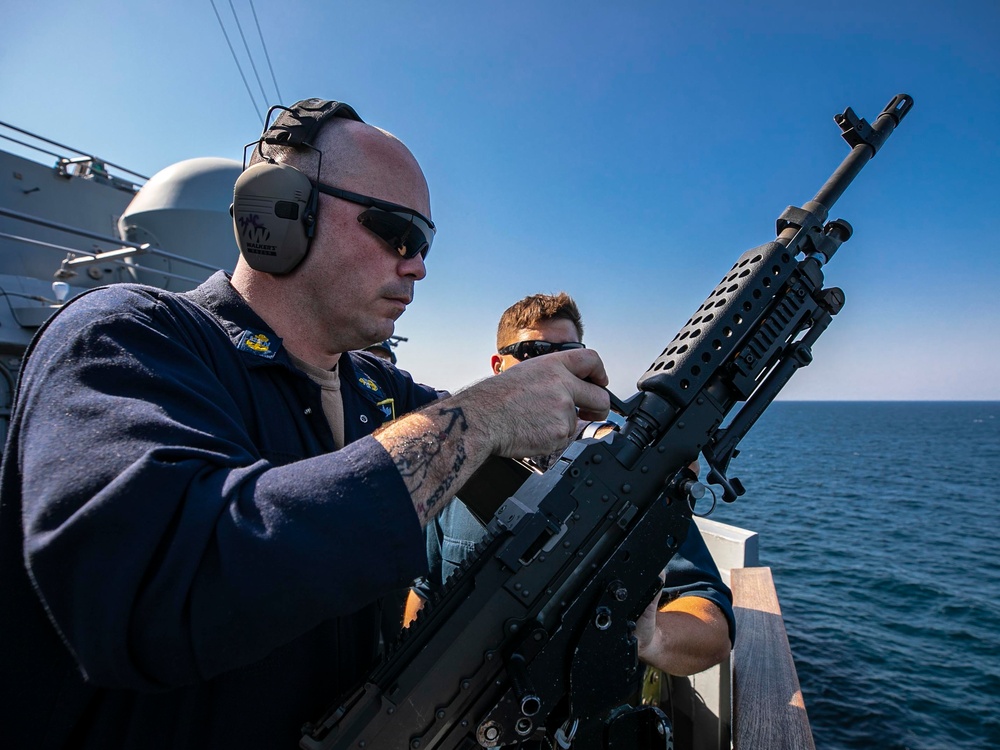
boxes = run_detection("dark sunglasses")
[316,182,436,260]
[498,340,586,361]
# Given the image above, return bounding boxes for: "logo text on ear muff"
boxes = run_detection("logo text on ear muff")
[237,214,278,257]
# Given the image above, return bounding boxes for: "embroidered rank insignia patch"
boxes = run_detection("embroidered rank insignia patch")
[357,372,394,422]
[376,397,396,421]
[358,375,381,393]
[237,330,278,359]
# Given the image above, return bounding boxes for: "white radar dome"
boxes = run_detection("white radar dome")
[118,157,242,290]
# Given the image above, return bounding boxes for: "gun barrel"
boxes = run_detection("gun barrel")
[636,94,913,411]
[806,93,914,225]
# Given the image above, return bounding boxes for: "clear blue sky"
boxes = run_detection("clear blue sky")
[3,0,998,400]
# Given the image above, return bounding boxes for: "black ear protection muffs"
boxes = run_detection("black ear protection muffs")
[232,98,363,274]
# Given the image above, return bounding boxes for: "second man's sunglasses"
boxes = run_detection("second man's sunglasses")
[498,340,586,361]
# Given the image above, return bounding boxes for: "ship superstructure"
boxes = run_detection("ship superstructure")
[0,122,240,440]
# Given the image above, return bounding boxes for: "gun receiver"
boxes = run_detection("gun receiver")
[301,93,913,750]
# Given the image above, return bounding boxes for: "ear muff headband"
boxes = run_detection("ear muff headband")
[232,99,364,274]
[260,98,363,152]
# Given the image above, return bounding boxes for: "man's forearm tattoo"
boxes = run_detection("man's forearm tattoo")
[394,406,469,519]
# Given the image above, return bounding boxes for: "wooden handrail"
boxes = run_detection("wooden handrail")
[731,567,815,750]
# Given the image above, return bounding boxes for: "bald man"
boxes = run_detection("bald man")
[0,100,610,750]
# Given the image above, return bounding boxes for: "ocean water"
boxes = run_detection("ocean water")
[706,402,1000,750]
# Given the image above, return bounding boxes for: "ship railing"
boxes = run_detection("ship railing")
[0,120,147,194]
[672,517,816,749]
[0,206,222,288]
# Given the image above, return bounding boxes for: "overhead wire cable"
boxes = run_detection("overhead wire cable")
[227,0,270,107]
[249,0,283,104]
[209,0,264,126]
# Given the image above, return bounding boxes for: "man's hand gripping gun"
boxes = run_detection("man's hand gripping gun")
[300,94,914,750]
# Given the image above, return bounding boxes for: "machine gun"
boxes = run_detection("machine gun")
[301,93,914,750]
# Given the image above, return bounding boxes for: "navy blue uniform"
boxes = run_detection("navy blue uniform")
[0,272,438,749]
